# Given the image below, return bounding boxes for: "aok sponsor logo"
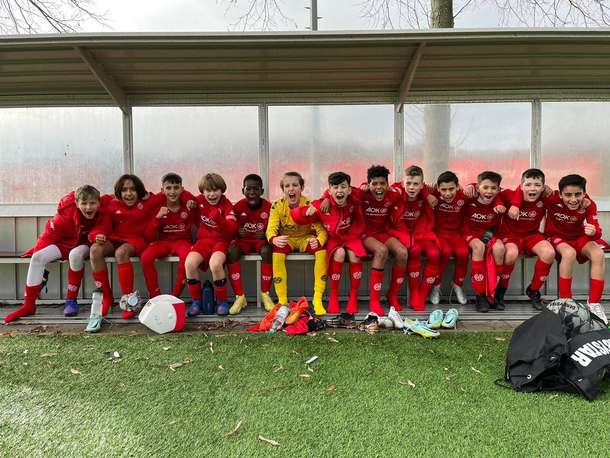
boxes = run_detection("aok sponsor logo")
[470,212,493,221]
[243,222,264,232]
[365,206,388,215]
[553,212,579,223]
[163,224,186,233]
[402,210,421,220]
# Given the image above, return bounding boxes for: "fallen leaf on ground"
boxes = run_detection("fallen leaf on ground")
[460,387,466,392]
[40,352,57,358]
[46,363,56,369]
[162,347,171,351]
[307,367,314,373]
[548,394,559,400]
[325,385,337,392]
[470,367,482,375]
[427,349,435,354]
[298,374,311,378]
[307,332,318,337]
[495,336,506,341]
[258,435,280,447]
[208,342,214,353]
[477,353,483,361]
[70,368,81,375]
[224,420,243,437]
[399,380,416,388]
[169,362,183,371]
[168,420,177,426]
[272,364,284,373]
[327,337,339,343]
[218,365,225,370]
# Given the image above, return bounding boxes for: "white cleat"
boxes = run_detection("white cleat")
[452,283,468,305]
[588,302,608,325]
[429,285,441,305]
[388,306,405,329]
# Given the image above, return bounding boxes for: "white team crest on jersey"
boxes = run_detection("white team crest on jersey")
[181,212,188,219]
[137,203,144,210]
[260,212,268,219]
[457,199,464,207]
[537,201,544,208]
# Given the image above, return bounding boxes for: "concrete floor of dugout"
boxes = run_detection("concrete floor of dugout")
[1,301,607,335]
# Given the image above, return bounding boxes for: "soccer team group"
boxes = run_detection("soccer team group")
[3,164,608,330]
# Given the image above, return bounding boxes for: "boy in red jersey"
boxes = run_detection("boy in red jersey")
[89,174,188,319]
[497,168,555,310]
[543,174,606,323]
[185,173,238,317]
[292,172,367,315]
[463,171,506,313]
[428,171,469,305]
[227,174,274,314]
[4,186,103,323]
[141,173,197,299]
[390,165,439,311]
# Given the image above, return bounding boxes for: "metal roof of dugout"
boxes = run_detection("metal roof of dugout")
[2,28,610,110]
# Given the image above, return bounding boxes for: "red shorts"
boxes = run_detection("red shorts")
[110,237,147,256]
[232,239,268,254]
[190,239,229,262]
[363,231,393,244]
[548,235,593,264]
[501,233,546,256]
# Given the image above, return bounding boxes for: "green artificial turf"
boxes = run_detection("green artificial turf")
[0,331,608,457]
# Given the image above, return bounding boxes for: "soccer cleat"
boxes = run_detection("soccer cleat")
[229,294,248,315]
[404,319,440,338]
[587,302,608,325]
[187,300,202,317]
[359,313,380,334]
[442,308,459,329]
[260,291,275,312]
[475,294,490,313]
[429,285,441,305]
[312,296,327,316]
[451,283,467,305]
[378,317,394,328]
[216,301,229,316]
[493,286,507,311]
[387,306,405,329]
[325,312,356,329]
[427,309,444,329]
[63,299,80,317]
[85,313,103,333]
[526,285,543,311]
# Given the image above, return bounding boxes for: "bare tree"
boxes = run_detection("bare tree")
[222,0,298,31]
[0,0,109,34]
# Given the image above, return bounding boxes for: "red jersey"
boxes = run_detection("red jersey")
[145,201,197,242]
[351,186,401,234]
[194,194,238,242]
[499,187,546,237]
[463,198,502,237]
[234,198,272,240]
[543,191,602,241]
[432,188,467,235]
[24,192,106,258]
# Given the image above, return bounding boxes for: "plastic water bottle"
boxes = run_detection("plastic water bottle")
[202,280,215,315]
[90,288,103,316]
[269,305,290,333]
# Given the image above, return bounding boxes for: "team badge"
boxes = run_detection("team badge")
[137,203,144,210]
[537,201,544,208]
[457,199,464,207]
[181,212,188,219]
[260,212,268,219]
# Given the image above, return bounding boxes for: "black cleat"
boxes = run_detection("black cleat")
[475,294,490,313]
[492,286,506,311]
[526,285,544,311]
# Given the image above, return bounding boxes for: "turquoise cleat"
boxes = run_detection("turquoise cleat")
[404,319,440,338]
[85,313,102,333]
[427,309,444,329]
[442,308,459,329]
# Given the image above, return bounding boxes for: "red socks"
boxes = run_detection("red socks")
[420,264,439,305]
[407,262,423,311]
[589,278,605,304]
[559,276,572,298]
[66,268,84,300]
[328,260,343,314]
[4,284,42,323]
[214,279,228,302]
[499,263,515,289]
[227,262,244,296]
[261,263,273,293]
[117,262,134,295]
[347,262,363,314]
[471,260,486,296]
[386,265,405,311]
[187,279,202,300]
[92,268,113,316]
[530,260,552,291]
[142,261,161,298]
[369,267,384,314]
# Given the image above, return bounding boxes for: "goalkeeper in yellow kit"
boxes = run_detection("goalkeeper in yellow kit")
[266,172,328,316]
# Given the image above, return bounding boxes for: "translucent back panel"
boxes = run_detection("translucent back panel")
[541,102,610,198]
[133,107,259,202]
[0,107,122,203]
[404,103,531,188]
[268,105,394,200]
